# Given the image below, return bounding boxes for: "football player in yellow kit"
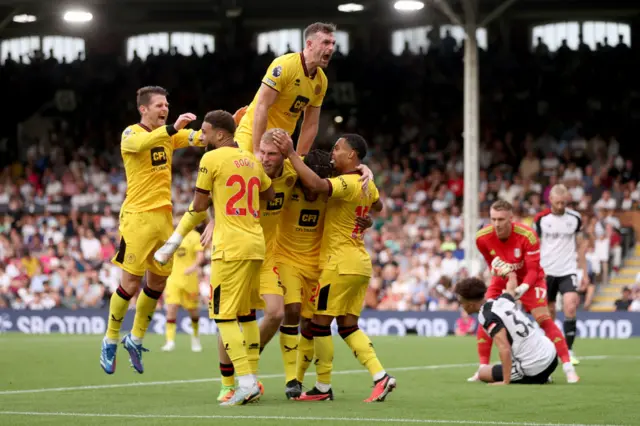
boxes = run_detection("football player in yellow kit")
[161,227,205,353]
[273,131,394,403]
[100,86,204,375]
[235,22,336,155]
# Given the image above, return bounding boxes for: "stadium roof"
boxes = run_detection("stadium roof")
[0,0,638,37]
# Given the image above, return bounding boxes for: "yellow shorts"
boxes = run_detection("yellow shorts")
[235,131,253,153]
[315,268,369,317]
[165,276,200,310]
[209,259,261,320]
[278,262,320,319]
[112,208,173,277]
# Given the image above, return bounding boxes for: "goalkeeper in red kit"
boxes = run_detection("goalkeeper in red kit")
[469,200,579,384]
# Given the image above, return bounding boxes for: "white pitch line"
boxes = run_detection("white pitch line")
[0,363,476,396]
[0,355,637,397]
[0,411,622,426]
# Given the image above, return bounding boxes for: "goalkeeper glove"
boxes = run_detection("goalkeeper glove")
[491,257,515,278]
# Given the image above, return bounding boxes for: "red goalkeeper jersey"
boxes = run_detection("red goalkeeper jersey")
[475,222,545,286]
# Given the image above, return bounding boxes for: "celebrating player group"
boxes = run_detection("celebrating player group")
[100,19,582,410]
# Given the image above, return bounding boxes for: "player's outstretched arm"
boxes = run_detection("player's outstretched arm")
[296,106,321,155]
[272,130,330,193]
[260,184,276,201]
[121,125,174,153]
[491,328,512,385]
[252,85,279,153]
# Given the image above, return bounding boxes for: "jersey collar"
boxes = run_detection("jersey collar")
[137,123,152,132]
[299,52,316,79]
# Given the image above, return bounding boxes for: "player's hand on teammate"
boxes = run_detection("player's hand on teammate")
[356,214,374,231]
[200,221,214,247]
[356,164,374,190]
[233,105,248,125]
[173,113,197,131]
[271,130,295,156]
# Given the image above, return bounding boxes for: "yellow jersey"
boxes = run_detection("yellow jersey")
[169,230,203,278]
[120,123,203,212]
[259,160,298,255]
[322,173,380,277]
[195,147,272,261]
[236,53,328,152]
[276,185,327,270]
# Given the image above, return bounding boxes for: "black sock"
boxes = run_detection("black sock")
[563,318,577,350]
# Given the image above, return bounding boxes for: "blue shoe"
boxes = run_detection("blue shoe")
[121,334,149,374]
[100,339,118,374]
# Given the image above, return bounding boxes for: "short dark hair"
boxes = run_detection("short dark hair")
[203,110,236,135]
[341,133,368,160]
[304,149,333,179]
[304,22,337,40]
[136,86,168,107]
[455,277,487,301]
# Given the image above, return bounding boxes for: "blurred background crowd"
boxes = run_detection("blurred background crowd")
[0,32,639,315]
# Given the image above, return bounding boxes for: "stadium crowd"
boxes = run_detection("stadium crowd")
[0,34,639,312]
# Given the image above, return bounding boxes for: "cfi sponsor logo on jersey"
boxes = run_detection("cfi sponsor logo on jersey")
[514,248,521,258]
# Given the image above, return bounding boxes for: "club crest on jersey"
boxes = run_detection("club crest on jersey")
[272,65,282,77]
[514,248,521,258]
[286,177,295,187]
[315,84,322,95]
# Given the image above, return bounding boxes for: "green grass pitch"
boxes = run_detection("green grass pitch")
[0,334,638,425]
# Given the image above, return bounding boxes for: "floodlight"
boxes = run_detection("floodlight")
[63,10,93,23]
[13,14,36,23]
[394,1,425,12]
[338,3,364,12]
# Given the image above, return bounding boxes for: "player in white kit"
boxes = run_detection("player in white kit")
[534,184,586,365]
[456,277,558,385]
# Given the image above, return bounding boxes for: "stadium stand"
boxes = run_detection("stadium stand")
[0,13,638,315]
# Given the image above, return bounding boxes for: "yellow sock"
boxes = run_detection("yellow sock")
[176,202,208,237]
[279,324,299,383]
[131,286,162,340]
[191,317,199,338]
[340,326,384,379]
[106,285,133,341]
[296,327,314,383]
[312,323,333,385]
[239,311,260,375]
[220,363,235,387]
[166,320,177,342]
[217,320,251,377]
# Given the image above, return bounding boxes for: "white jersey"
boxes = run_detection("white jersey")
[479,294,556,377]
[534,208,582,276]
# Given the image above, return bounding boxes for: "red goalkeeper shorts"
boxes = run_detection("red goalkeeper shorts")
[485,278,548,313]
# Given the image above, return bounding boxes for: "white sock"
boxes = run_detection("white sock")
[372,370,386,382]
[238,374,256,389]
[104,337,117,345]
[315,381,331,392]
[563,362,575,373]
[131,335,142,345]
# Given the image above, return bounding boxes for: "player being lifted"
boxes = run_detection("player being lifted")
[100,86,204,375]
[154,21,335,272]
[456,277,559,385]
[534,184,587,365]
[471,200,579,384]
[161,224,205,353]
[190,110,274,406]
[272,131,396,403]
[236,22,334,155]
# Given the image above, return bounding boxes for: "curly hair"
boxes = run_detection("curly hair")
[304,149,333,179]
[454,277,487,301]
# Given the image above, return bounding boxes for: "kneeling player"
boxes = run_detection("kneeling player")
[456,277,558,385]
[161,227,205,352]
[472,200,579,384]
